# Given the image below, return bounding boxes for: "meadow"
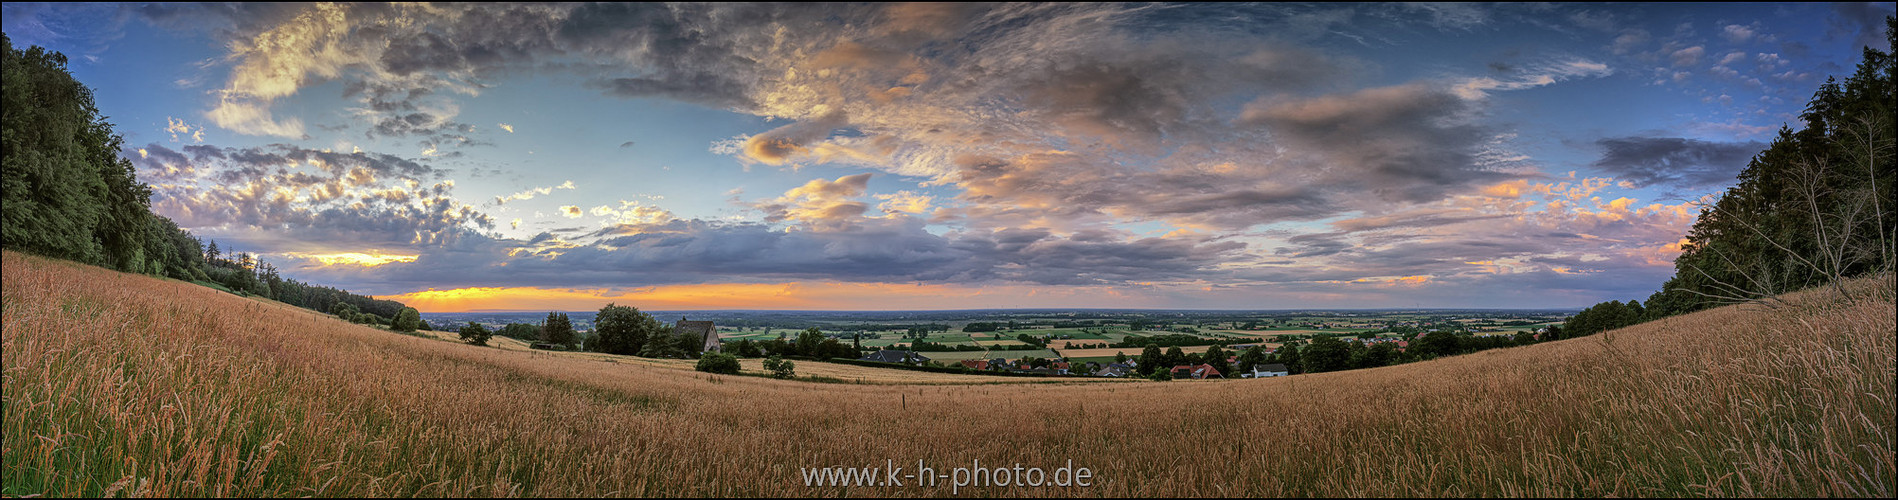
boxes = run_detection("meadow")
[4,251,1893,496]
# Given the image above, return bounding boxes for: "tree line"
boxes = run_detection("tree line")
[3,34,418,329]
[1567,18,1894,334]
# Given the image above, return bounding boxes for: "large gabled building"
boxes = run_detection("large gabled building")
[675,318,720,352]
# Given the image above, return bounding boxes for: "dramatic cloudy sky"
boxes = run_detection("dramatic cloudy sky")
[7,3,1892,310]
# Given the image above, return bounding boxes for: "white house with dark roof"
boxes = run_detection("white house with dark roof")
[1240,363,1290,378]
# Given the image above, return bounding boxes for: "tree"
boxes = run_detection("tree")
[1147,367,1173,381]
[1665,19,1895,310]
[1115,351,1130,365]
[1357,342,1397,369]
[1203,344,1232,378]
[330,301,359,319]
[1235,346,1267,374]
[695,351,740,375]
[1410,331,1462,359]
[1275,342,1303,374]
[498,322,540,341]
[542,312,577,347]
[728,339,763,357]
[1300,336,1351,373]
[1137,344,1163,375]
[459,322,493,346]
[638,327,688,358]
[763,355,796,379]
[391,307,422,332]
[592,303,664,355]
[795,327,825,356]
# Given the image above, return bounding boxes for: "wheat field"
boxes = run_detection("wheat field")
[3,250,1893,497]
[406,328,1119,386]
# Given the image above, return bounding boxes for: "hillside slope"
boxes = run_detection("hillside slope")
[3,251,1892,497]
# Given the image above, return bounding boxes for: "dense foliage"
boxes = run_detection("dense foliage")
[2,34,412,324]
[588,303,667,355]
[1571,18,1895,330]
[694,351,740,375]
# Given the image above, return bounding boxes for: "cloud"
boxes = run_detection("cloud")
[559,205,583,218]
[1451,58,1612,99]
[494,180,575,205]
[737,113,850,167]
[1828,3,1897,53]
[134,142,493,255]
[1670,46,1704,67]
[1238,83,1512,203]
[498,123,513,133]
[1590,136,1766,189]
[752,173,875,231]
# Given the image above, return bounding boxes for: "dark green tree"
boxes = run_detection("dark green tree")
[795,327,825,356]
[1299,336,1351,373]
[1410,331,1463,359]
[591,303,665,355]
[1235,345,1267,374]
[459,322,493,346]
[391,307,422,332]
[1137,344,1163,375]
[542,312,577,347]
[1202,344,1232,378]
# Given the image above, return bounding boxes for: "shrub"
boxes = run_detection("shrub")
[762,355,795,379]
[391,307,422,332]
[695,351,740,375]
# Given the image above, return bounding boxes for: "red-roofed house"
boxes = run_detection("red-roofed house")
[1171,364,1224,379]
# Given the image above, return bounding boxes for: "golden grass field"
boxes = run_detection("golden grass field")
[4,250,1893,496]
[408,328,1114,386]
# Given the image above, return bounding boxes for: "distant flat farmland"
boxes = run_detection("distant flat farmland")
[922,349,1060,361]
[1054,344,1231,359]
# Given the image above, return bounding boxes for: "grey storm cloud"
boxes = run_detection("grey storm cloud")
[1239,83,1513,203]
[1591,136,1766,189]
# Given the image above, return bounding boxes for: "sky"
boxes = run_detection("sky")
[5,2,1893,311]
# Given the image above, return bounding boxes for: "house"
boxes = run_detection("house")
[1094,365,1133,377]
[861,349,931,364]
[1171,363,1224,379]
[960,359,990,371]
[1240,363,1290,378]
[1051,361,1071,375]
[675,318,720,352]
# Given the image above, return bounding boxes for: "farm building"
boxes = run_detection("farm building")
[675,318,720,352]
[862,349,931,364]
